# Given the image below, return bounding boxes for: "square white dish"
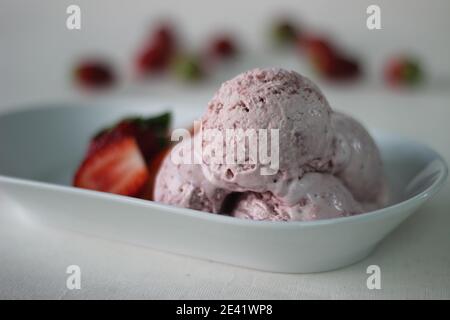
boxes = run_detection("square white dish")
[0,103,447,273]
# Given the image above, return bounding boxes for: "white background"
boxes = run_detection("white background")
[0,0,450,299]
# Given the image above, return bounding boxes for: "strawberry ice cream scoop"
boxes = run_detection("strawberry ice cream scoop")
[330,112,385,203]
[153,137,229,213]
[200,68,334,195]
[232,173,363,221]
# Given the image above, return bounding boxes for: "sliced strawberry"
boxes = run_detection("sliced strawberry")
[132,113,172,162]
[89,112,171,163]
[87,121,134,158]
[74,136,149,196]
[74,112,171,197]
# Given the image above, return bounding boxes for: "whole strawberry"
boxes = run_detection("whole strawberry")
[74,60,115,89]
[172,55,203,82]
[136,24,177,76]
[303,37,335,74]
[385,56,423,87]
[303,36,361,81]
[209,35,238,59]
[271,19,300,47]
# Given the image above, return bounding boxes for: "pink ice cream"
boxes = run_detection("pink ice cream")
[231,173,362,221]
[154,67,387,221]
[330,112,385,204]
[200,68,334,198]
[153,136,229,213]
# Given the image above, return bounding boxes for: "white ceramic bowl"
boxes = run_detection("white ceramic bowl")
[0,103,447,273]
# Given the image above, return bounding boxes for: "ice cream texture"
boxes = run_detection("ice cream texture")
[330,112,384,203]
[200,68,334,196]
[153,67,386,220]
[232,173,363,221]
[154,136,229,213]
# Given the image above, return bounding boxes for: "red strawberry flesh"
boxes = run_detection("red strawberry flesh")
[74,112,171,197]
[74,137,149,196]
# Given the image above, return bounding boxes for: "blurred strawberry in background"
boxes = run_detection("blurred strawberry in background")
[171,54,203,81]
[135,23,177,76]
[208,35,238,60]
[302,36,361,81]
[303,37,334,71]
[201,34,239,75]
[269,16,362,82]
[384,56,423,87]
[74,60,116,89]
[71,16,425,90]
[271,19,301,47]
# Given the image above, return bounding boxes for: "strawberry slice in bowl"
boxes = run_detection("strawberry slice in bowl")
[73,112,171,198]
[74,136,149,197]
